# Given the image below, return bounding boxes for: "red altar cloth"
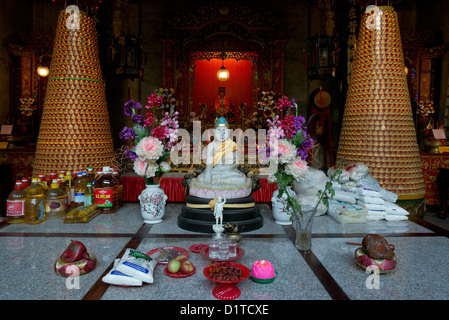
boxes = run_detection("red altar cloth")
[122,176,275,203]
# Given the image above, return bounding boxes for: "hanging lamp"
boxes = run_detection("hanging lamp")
[217,52,229,81]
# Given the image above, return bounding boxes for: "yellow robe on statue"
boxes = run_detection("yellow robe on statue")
[213,139,236,167]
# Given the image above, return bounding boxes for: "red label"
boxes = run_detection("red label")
[94,188,113,207]
[6,200,25,216]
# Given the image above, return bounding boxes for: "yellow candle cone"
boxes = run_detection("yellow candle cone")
[337,6,425,200]
[33,8,115,175]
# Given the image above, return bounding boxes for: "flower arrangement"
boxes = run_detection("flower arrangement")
[19,97,36,116]
[416,100,435,121]
[260,95,340,219]
[257,91,276,118]
[119,89,179,185]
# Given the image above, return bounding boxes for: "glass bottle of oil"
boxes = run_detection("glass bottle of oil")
[6,180,27,224]
[24,178,45,224]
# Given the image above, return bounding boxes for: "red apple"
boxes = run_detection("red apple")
[180,260,194,274]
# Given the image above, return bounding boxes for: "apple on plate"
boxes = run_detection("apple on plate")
[180,260,195,274]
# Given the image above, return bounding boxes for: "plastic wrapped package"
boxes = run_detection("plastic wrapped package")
[366,210,386,220]
[355,188,382,198]
[327,199,367,223]
[347,162,369,181]
[115,248,157,284]
[330,189,357,204]
[357,174,382,192]
[380,189,398,203]
[357,195,385,204]
[383,202,409,216]
[102,259,143,286]
[356,200,386,211]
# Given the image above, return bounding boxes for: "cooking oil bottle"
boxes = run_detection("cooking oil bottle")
[73,171,87,207]
[64,171,74,205]
[6,180,27,224]
[84,182,94,206]
[45,179,67,220]
[112,169,123,208]
[94,166,116,213]
[24,178,45,224]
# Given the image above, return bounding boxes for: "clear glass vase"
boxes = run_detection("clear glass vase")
[292,206,315,251]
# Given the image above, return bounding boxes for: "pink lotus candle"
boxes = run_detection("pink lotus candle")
[251,260,275,279]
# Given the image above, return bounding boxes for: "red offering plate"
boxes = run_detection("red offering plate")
[164,266,196,278]
[146,246,189,265]
[203,262,250,300]
[200,246,245,262]
[189,244,207,253]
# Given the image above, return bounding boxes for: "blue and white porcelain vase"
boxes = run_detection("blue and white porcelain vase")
[138,184,168,224]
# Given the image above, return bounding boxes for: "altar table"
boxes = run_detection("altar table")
[122,175,276,203]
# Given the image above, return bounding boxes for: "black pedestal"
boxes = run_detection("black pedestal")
[177,195,263,233]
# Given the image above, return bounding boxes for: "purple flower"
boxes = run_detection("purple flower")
[125,149,138,161]
[292,115,306,135]
[132,114,144,124]
[124,100,142,116]
[119,126,137,141]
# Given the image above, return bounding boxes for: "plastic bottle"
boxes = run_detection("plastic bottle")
[87,167,96,184]
[6,180,27,224]
[24,178,45,224]
[94,166,116,213]
[73,171,87,207]
[84,182,94,206]
[94,169,103,188]
[21,177,30,189]
[38,174,49,195]
[64,171,74,205]
[45,179,67,220]
[113,169,123,208]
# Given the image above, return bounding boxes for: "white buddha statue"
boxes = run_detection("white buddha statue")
[189,117,252,199]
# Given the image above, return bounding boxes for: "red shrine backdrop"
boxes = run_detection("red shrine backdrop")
[193,58,253,120]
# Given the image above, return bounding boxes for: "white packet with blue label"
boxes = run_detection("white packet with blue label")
[102,259,143,286]
[115,248,157,284]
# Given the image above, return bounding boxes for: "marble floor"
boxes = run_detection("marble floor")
[0,202,448,306]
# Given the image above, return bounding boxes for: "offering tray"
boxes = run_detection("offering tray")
[164,266,196,278]
[146,246,189,264]
[203,262,250,300]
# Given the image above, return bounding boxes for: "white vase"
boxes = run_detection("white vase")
[271,187,296,225]
[138,184,168,224]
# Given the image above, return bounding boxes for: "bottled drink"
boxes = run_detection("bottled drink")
[24,178,45,224]
[73,171,87,207]
[113,169,123,208]
[45,180,67,220]
[84,182,94,206]
[6,180,27,224]
[94,166,116,213]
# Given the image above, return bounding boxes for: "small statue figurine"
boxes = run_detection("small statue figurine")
[212,196,226,234]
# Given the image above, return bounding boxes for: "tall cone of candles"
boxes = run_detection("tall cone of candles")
[33,8,115,176]
[336,5,425,200]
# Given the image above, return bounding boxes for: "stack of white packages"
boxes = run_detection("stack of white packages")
[102,248,157,287]
[326,162,410,223]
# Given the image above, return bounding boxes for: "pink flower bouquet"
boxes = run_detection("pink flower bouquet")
[120,88,179,185]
